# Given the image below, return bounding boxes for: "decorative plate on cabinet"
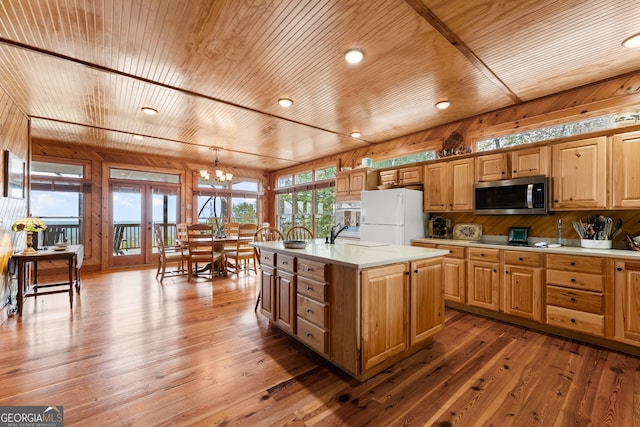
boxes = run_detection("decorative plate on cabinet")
[452,223,483,241]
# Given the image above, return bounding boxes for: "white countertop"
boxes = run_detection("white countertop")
[251,239,449,269]
[413,237,640,260]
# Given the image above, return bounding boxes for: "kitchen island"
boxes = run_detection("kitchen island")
[252,239,448,381]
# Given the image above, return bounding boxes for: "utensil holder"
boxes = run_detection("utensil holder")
[581,239,612,249]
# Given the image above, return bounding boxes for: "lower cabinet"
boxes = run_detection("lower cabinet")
[545,254,608,337]
[296,257,329,355]
[467,247,501,311]
[361,263,408,372]
[411,242,466,303]
[614,260,640,345]
[410,258,444,346]
[503,250,542,321]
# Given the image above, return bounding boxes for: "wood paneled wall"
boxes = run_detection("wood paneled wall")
[0,88,29,323]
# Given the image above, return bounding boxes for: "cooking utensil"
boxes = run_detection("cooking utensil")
[572,221,585,238]
[610,218,623,239]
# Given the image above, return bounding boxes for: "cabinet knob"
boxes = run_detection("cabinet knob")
[307,286,312,291]
[505,270,509,274]
[570,297,576,302]
[307,309,312,313]
[570,278,576,283]
[617,267,624,272]
[306,333,313,337]
[307,267,312,272]
[518,257,523,261]
[570,262,576,266]
[570,318,577,323]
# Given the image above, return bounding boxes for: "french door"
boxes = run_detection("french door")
[110,183,179,267]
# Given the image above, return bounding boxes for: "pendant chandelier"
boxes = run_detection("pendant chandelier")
[200,147,233,183]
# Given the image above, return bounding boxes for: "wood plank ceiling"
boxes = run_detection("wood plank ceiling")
[0,0,639,171]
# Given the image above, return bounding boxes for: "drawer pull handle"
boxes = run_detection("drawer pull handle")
[570,262,576,266]
[570,297,576,302]
[307,267,312,272]
[518,257,523,261]
[570,318,576,323]
[570,278,576,283]
[282,261,288,265]
[306,333,313,337]
[307,309,312,313]
[307,286,312,291]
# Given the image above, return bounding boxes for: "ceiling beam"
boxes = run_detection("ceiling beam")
[403,0,522,104]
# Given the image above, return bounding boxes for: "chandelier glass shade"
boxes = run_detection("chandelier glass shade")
[200,148,233,183]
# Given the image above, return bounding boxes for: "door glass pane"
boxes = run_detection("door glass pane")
[315,187,335,238]
[277,193,292,233]
[113,186,142,256]
[294,190,313,232]
[197,195,228,232]
[152,188,178,252]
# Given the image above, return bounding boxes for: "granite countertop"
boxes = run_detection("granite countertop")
[413,237,640,260]
[251,239,449,269]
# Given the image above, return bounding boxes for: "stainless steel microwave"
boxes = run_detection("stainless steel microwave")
[473,176,549,215]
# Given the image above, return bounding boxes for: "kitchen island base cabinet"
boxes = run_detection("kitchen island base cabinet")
[361,263,408,372]
[254,241,447,381]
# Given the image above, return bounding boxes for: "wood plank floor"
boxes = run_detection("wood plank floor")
[1,267,639,426]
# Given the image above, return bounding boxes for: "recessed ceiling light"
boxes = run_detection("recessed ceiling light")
[344,48,364,64]
[133,134,144,140]
[278,98,293,107]
[435,100,451,110]
[622,33,640,48]
[141,107,158,115]
[350,131,361,138]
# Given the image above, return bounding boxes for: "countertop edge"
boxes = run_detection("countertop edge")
[251,240,449,269]
[412,238,640,260]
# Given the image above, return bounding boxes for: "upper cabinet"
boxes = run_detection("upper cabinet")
[612,131,640,209]
[378,165,423,187]
[335,168,377,201]
[551,136,608,210]
[511,146,550,178]
[476,153,509,182]
[424,158,474,212]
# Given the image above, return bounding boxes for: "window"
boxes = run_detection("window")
[196,177,262,230]
[475,112,636,152]
[30,160,88,246]
[275,165,336,238]
[372,152,436,168]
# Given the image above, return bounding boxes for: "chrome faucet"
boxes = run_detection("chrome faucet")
[329,224,348,244]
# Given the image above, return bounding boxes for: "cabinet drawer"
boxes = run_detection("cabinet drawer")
[297,276,328,302]
[399,166,423,184]
[437,244,466,259]
[546,269,604,292]
[297,317,328,354]
[297,295,328,328]
[504,250,542,267]
[546,305,604,336]
[259,250,276,267]
[546,254,604,274]
[277,253,296,273]
[546,285,604,314]
[468,247,500,262]
[296,257,328,282]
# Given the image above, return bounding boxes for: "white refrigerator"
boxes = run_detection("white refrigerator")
[359,188,425,245]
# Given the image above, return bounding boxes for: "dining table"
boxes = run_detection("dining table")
[176,235,254,277]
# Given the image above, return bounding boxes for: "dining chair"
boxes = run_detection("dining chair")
[176,222,189,264]
[225,223,258,274]
[153,225,185,283]
[286,226,314,241]
[186,223,222,282]
[253,226,284,310]
[223,221,240,253]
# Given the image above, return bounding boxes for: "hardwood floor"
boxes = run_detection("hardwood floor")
[1,267,639,426]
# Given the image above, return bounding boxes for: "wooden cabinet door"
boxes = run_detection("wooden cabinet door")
[276,271,296,334]
[476,153,508,181]
[410,258,444,346]
[424,163,449,211]
[552,136,607,209]
[511,146,549,178]
[398,166,423,185]
[614,261,640,345]
[361,263,408,371]
[503,265,542,321]
[335,172,350,198]
[348,169,367,197]
[450,158,475,210]
[443,257,466,303]
[260,265,276,321]
[468,259,500,311]
[612,131,640,208]
[379,169,398,186]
